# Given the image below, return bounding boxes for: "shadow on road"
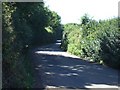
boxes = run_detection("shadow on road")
[31,40,118,89]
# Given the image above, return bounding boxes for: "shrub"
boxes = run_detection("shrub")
[61,16,120,69]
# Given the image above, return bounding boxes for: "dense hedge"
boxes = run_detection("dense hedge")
[2,2,62,88]
[61,15,120,69]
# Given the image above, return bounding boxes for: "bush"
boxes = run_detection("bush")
[2,2,62,88]
[61,16,120,69]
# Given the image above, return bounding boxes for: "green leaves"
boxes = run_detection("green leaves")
[61,16,120,69]
[2,2,62,88]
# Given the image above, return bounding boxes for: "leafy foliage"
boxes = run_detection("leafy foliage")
[2,2,62,88]
[61,14,120,69]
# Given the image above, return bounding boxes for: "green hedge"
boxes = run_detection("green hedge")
[2,2,62,88]
[61,16,120,69]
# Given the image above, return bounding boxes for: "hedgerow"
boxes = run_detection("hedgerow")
[2,2,62,88]
[61,15,120,69]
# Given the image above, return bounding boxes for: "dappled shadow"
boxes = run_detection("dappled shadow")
[32,40,118,89]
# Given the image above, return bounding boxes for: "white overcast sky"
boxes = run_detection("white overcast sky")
[44,0,119,24]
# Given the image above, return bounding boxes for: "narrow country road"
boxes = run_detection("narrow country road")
[31,40,119,89]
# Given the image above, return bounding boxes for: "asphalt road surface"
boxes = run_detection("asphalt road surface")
[31,40,119,89]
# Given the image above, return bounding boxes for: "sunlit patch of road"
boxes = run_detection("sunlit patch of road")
[35,50,80,59]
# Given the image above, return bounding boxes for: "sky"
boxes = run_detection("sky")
[44,0,119,24]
